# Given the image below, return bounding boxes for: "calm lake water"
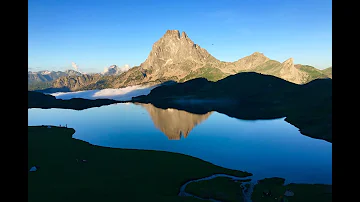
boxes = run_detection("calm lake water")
[28,103,332,185]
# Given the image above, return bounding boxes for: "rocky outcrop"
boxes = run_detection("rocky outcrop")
[278,58,307,84]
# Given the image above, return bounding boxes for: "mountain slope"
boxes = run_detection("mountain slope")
[294,64,330,82]
[219,52,270,74]
[51,74,103,91]
[236,57,308,84]
[321,67,332,78]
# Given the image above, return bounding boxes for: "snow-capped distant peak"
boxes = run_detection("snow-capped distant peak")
[40,70,52,75]
[102,64,131,75]
[65,69,83,76]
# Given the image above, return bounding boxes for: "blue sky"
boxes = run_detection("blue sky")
[28,0,332,73]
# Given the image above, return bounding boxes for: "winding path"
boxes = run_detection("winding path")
[178,174,260,202]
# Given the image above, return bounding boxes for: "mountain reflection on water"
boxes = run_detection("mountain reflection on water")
[28,102,332,184]
[138,103,213,140]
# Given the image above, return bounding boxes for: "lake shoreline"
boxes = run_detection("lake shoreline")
[28,125,251,202]
[28,126,332,202]
[28,91,331,143]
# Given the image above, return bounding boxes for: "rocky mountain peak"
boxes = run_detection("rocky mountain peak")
[164,30,180,38]
[281,58,294,69]
[140,30,218,71]
[251,52,265,56]
[180,31,188,39]
[231,52,270,71]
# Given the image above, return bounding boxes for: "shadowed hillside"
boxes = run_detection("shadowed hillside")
[28,72,332,142]
[28,91,124,110]
[132,72,332,142]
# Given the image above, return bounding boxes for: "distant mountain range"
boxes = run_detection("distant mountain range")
[28,69,83,83]
[28,69,84,91]
[28,30,332,92]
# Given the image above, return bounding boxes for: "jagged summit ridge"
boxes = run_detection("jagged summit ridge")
[181,31,188,39]
[163,30,189,39]
[140,30,219,72]
[164,30,180,38]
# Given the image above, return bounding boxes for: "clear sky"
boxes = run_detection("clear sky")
[28,0,332,73]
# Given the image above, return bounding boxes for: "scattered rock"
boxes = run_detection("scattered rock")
[284,189,294,196]
[29,166,38,172]
[263,189,272,196]
[76,159,87,163]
